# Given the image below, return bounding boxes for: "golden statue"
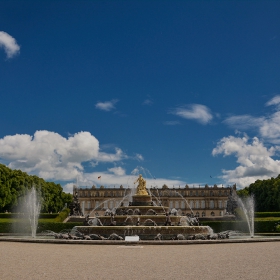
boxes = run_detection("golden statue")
[134,174,148,196]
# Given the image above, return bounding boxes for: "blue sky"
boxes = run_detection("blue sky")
[1,1,280,192]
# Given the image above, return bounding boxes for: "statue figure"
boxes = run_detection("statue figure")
[134,174,148,195]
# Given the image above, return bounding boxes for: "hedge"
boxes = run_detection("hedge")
[255,212,280,218]
[0,221,81,234]
[201,219,280,233]
[0,213,59,219]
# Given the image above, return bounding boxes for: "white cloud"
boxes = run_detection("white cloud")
[266,95,280,107]
[0,31,20,58]
[259,112,280,142]
[96,148,127,162]
[95,99,118,111]
[108,166,126,176]
[171,104,213,124]
[0,130,127,181]
[224,96,280,144]
[224,115,264,130]
[212,135,280,188]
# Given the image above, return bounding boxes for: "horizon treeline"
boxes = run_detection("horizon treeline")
[0,164,72,213]
[237,175,280,212]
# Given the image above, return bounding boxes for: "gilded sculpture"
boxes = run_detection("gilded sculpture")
[134,174,148,195]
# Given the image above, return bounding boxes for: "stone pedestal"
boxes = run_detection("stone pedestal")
[132,195,152,206]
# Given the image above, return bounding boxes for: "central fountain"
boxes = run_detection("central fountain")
[73,174,212,240]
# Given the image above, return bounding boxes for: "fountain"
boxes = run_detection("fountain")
[13,186,41,238]
[73,174,212,240]
[238,195,255,237]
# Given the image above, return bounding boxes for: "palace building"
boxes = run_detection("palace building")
[75,183,236,217]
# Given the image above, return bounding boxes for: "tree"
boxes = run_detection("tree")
[0,164,72,212]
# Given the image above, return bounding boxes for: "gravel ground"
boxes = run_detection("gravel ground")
[0,242,279,280]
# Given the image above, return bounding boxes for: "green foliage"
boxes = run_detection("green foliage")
[0,213,59,219]
[54,208,70,222]
[255,212,280,218]
[0,220,81,234]
[201,219,280,233]
[237,175,280,212]
[236,187,249,198]
[0,164,72,213]
[275,225,280,232]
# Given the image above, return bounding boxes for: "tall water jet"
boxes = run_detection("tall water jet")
[238,195,254,237]
[25,186,41,238]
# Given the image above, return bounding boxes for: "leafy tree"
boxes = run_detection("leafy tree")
[237,175,280,212]
[236,187,249,198]
[0,164,72,212]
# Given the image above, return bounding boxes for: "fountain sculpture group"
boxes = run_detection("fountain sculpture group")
[73,174,213,240]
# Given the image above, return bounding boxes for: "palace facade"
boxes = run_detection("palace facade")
[75,184,236,217]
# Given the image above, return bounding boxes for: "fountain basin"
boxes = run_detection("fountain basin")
[73,225,211,240]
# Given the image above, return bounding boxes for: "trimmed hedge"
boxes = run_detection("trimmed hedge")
[0,220,81,234]
[201,219,280,233]
[0,213,59,219]
[255,212,280,218]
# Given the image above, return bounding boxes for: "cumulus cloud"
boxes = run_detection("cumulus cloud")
[0,130,190,193]
[95,99,118,111]
[223,95,280,143]
[212,135,280,187]
[170,104,213,124]
[108,166,126,176]
[0,130,127,181]
[259,112,280,142]
[0,31,20,58]
[266,95,280,107]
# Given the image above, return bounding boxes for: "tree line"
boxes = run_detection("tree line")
[237,175,280,212]
[0,164,72,213]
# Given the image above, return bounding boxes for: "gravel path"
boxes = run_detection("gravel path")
[0,242,279,280]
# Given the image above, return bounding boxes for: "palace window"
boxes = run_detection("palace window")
[195,200,200,209]
[211,211,215,216]
[190,200,194,208]
[109,201,114,209]
[201,200,205,209]
[209,200,214,209]
[202,211,206,217]
[181,201,185,209]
